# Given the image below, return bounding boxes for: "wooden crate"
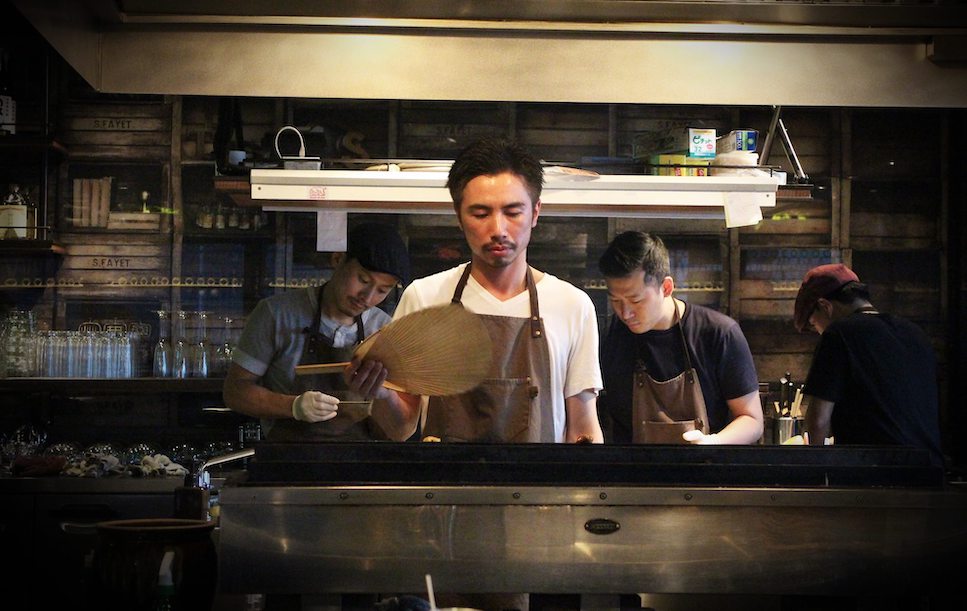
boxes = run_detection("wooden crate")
[60,102,173,162]
[55,233,172,295]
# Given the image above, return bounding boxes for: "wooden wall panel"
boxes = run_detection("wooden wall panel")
[397,101,510,159]
[517,103,610,163]
[291,100,392,161]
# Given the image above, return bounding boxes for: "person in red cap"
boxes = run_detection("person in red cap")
[795,263,943,466]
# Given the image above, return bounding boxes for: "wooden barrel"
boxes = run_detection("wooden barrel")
[91,518,216,611]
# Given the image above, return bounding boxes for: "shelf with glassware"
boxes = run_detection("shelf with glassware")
[0,303,239,386]
[184,162,274,238]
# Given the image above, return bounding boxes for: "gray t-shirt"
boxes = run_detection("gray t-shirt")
[233,286,392,395]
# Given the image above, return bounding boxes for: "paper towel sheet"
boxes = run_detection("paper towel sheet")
[316,210,348,251]
[724,193,763,228]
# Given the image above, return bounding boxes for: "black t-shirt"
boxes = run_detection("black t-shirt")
[804,312,943,466]
[600,302,760,443]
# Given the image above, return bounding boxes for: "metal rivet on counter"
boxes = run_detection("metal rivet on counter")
[684,493,693,501]
[599,492,608,500]
[338,492,349,500]
[513,492,521,499]
[425,492,434,500]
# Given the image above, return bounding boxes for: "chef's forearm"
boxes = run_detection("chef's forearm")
[715,414,763,445]
[719,391,765,444]
[804,396,834,445]
[223,365,295,420]
[371,391,421,441]
[565,391,604,443]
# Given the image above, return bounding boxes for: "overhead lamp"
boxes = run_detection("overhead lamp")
[250,169,779,226]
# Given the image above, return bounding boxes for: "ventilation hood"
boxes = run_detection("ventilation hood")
[11,0,967,107]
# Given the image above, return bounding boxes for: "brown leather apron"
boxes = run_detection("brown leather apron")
[632,300,710,444]
[423,264,554,443]
[267,284,380,441]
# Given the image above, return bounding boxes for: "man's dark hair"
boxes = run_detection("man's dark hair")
[598,231,670,285]
[826,281,872,305]
[446,137,544,211]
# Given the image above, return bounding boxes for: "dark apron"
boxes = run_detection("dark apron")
[423,264,554,443]
[267,284,380,441]
[632,300,710,444]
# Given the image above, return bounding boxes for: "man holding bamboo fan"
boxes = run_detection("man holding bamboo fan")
[388,137,605,445]
[223,222,415,441]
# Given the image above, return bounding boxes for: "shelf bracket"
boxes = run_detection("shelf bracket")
[760,105,809,184]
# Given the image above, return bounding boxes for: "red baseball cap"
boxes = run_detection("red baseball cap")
[793,263,860,332]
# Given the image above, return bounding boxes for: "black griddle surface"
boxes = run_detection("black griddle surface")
[244,442,943,488]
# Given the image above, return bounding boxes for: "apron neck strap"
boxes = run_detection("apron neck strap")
[636,299,693,376]
[452,263,473,304]
[525,267,542,339]
[673,300,695,378]
[452,263,542,339]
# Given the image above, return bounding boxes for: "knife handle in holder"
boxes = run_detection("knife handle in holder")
[295,362,405,393]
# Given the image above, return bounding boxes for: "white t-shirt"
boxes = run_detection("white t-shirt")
[395,263,603,442]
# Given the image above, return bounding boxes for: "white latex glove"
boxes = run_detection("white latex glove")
[291,391,339,423]
[682,430,721,445]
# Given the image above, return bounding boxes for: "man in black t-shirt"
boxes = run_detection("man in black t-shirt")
[794,263,943,466]
[598,231,763,444]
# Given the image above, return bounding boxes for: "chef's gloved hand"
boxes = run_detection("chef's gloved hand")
[682,430,720,445]
[291,391,339,423]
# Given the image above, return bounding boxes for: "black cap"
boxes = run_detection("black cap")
[347,223,411,285]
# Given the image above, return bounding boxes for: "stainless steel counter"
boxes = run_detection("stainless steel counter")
[218,443,966,598]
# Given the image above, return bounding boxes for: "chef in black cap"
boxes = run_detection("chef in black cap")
[224,222,414,441]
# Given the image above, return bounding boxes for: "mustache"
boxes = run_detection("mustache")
[486,239,515,250]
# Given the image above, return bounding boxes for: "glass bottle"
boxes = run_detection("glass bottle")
[2,183,28,239]
[152,310,172,377]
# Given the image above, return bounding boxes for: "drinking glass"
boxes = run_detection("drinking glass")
[80,332,95,378]
[116,332,133,378]
[213,315,234,376]
[1,309,35,377]
[189,311,210,378]
[153,310,172,377]
[172,310,190,379]
[93,332,115,378]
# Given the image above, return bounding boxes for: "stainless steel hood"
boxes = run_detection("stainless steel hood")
[11,0,967,107]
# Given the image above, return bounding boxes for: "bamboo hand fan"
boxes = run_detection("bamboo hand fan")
[295,304,493,395]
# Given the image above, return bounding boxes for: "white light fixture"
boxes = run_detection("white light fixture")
[251,169,778,224]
